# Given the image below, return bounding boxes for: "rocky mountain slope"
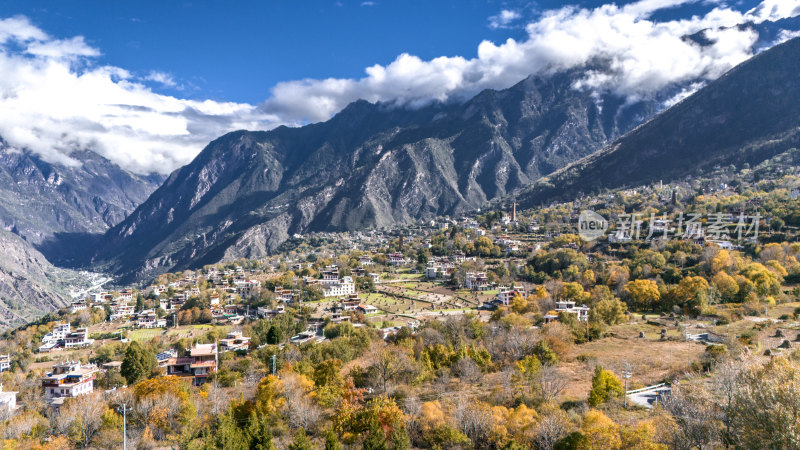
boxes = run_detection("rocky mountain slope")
[516,37,800,208]
[92,71,662,282]
[0,144,163,248]
[0,143,163,326]
[0,230,72,329]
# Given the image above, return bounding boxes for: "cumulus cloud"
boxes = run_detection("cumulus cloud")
[489,10,522,29]
[2,0,800,176]
[0,16,281,175]
[261,0,800,123]
[745,0,800,23]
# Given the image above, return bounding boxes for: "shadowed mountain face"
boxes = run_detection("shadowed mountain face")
[0,145,163,249]
[516,37,800,209]
[92,71,661,282]
[0,144,163,327]
[0,229,71,329]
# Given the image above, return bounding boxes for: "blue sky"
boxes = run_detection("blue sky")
[0,0,795,174]
[2,0,757,103]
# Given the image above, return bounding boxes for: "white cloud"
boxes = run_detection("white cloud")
[1,0,800,176]
[775,28,800,43]
[745,0,800,23]
[259,0,800,123]
[489,10,522,29]
[0,16,282,175]
[361,1,376,6]
[144,70,178,88]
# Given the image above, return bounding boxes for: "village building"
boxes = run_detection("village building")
[41,361,99,406]
[554,301,590,322]
[166,343,217,386]
[41,323,70,344]
[63,328,94,349]
[219,331,251,352]
[340,293,362,311]
[466,272,490,291]
[322,276,355,297]
[0,355,9,373]
[70,301,88,314]
[357,304,378,314]
[136,310,166,328]
[498,285,527,306]
[387,252,407,266]
[109,302,135,321]
[0,384,16,416]
[257,305,285,319]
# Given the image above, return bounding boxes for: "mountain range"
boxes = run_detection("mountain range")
[0,145,163,249]
[516,36,800,208]
[89,37,800,283]
[89,70,665,282]
[0,144,163,323]
[1,34,799,297]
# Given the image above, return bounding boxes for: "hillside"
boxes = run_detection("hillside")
[516,37,800,209]
[0,230,72,328]
[91,71,660,282]
[0,144,163,258]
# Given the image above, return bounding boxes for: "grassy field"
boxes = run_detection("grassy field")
[128,324,230,342]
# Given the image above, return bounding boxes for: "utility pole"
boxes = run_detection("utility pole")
[213,340,219,415]
[622,370,632,409]
[586,319,590,342]
[272,354,277,375]
[119,403,128,450]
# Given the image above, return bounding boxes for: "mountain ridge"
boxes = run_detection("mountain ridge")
[92,70,662,282]
[515,37,800,209]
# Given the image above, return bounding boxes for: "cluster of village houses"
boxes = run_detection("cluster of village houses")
[34,329,253,409]
[9,210,598,413]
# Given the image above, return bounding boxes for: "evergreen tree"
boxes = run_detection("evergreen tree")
[135,294,145,313]
[120,341,157,385]
[288,428,313,450]
[246,412,276,450]
[325,428,344,450]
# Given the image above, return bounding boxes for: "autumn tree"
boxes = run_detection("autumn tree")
[588,366,624,407]
[624,279,660,311]
[592,296,628,325]
[729,357,800,448]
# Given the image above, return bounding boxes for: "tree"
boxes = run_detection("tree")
[369,346,411,394]
[561,282,590,303]
[587,366,623,407]
[581,410,621,450]
[245,411,277,450]
[624,279,660,311]
[135,294,145,313]
[452,357,482,385]
[592,297,628,325]
[510,293,528,314]
[671,276,710,315]
[289,428,313,450]
[313,359,345,407]
[537,363,567,403]
[53,392,105,447]
[729,357,800,448]
[712,271,739,302]
[325,428,344,450]
[660,384,719,450]
[120,341,157,385]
